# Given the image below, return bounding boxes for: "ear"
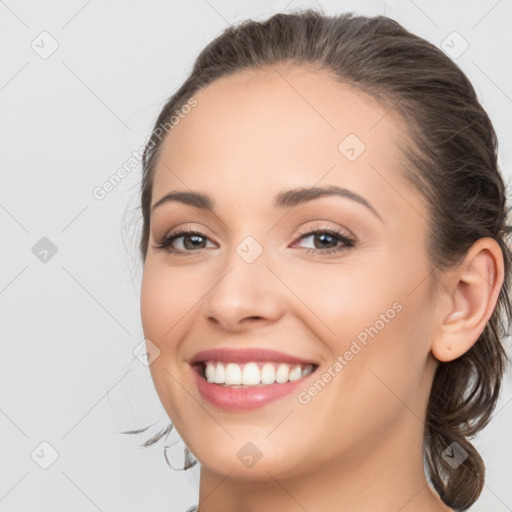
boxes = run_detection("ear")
[431,237,505,362]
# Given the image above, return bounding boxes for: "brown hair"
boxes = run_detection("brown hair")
[135,9,512,510]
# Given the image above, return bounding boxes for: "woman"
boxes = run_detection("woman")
[134,9,511,512]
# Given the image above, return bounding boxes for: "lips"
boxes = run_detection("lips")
[189,347,319,366]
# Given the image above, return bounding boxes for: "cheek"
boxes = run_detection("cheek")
[291,254,433,371]
[330,271,436,412]
[287,262,398,343]
[140,271,166,342]
[140,262,197,342]
[140,264,197,424]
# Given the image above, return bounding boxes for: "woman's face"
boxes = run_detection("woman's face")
[140,65,441,479]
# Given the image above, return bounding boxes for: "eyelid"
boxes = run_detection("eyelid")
[153,225,217,251]
[293,222,356,243]
[290,225,356,253]
[154,221,357,256]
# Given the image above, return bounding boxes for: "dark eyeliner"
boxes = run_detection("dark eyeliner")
[153,226,356,255]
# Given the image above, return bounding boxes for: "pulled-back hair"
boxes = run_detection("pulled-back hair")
[135,9,512,510]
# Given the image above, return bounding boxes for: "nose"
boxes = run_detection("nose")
[203,250,286,332]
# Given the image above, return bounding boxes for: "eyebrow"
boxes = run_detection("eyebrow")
[151,185,382,221]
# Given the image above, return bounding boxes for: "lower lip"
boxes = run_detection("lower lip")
[191,364,317,411]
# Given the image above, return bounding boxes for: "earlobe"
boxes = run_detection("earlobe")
[431,237,504,363]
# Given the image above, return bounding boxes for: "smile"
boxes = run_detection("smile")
[190,360,319,410]
[202,361,317,387]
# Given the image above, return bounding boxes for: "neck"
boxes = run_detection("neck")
[195,411,452,512]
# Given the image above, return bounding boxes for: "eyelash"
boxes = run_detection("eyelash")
[153,226,356,257]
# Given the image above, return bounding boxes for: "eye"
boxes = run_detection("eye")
[153,225,356,256]
[153,228,215,255]
[292,226,355,255]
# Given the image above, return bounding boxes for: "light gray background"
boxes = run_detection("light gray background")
[1,0,511,511]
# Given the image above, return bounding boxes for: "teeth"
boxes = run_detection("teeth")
[261,363,275,385]
[225,363,242,385]
[203,361,316,386]
[242,362,260,385]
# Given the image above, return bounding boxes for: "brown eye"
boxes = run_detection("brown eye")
[154,229,215,254]
[294,228,356,255]
[153,226,356,256]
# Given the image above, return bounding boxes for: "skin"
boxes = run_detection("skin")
[140,64,504,512]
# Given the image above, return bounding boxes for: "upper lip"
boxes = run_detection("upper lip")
[189,348,319,366]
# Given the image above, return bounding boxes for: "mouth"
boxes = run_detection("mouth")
[188,348,321,410]
[191,360,320,388]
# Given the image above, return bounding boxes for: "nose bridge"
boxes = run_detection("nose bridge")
[203,232,285,328]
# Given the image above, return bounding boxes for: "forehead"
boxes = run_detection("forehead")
[152,65,416,221]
